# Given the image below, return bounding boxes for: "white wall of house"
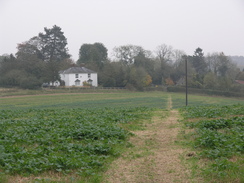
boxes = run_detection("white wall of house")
[60,73,98,87]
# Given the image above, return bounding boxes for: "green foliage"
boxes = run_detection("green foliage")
[99,62,128,87]
[77,43,108,69]
[181,104,244,118]
[19,77,43,89]
[100,44,154,89]
[236,71,244,80]
[39,25,70,62]
[1,40,242,92]
[0,54,45,89]
[126,66,151,91]
[192,47,207,75]
[0,25,72,89]
[134,50,154,77]
[181,104,244,182]
[0,107,153,175]
[203,72,218,89]
[0,92,169,110]
[168,86,244,98]
[38,25,71,82]
[82,81,92,87]
[190,117,244,158]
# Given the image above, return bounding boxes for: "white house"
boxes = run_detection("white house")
[59,67,98,87]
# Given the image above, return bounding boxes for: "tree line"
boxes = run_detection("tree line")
[0,25,244,92]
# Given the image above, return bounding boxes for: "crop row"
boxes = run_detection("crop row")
[180,104,244,118]
[181,104,244,181]
[188,116,244,158]
[0,107,153,175]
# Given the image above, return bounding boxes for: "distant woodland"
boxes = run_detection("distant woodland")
[0,25,244,93]
[229,56,244,70]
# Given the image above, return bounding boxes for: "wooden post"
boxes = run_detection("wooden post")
[185,57,188,106]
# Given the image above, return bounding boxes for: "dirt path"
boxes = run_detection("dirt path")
[104,95,194,183]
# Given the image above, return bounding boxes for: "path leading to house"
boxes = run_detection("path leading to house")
[104,95,196,183]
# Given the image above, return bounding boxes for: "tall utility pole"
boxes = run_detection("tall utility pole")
[185,57,188,106]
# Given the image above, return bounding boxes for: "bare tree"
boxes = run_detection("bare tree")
[172,49,186,65]
[206,52,219,74]
[155,44,174,64]
[112,45,145,65]
[154,44,174,84]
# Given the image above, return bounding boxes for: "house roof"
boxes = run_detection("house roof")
[60,67,96,74]
[235,80,244,85]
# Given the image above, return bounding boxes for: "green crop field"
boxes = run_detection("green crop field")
[0,91,244,182]
[0,92,168,110]
[180,104,244,182]
[170,92,244,108]
[0,107,154,182]
[1,91,244,110]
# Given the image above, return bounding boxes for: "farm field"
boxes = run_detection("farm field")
[0,106,154,183]
[0,92,168,110]
[1,91,244,110]
[0,91,244,182]
[180,104,244,183]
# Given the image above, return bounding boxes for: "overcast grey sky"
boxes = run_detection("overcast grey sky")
[0,0,244,61]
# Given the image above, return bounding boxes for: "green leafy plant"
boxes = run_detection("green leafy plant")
[180,104,244,182]
[0,107,153,176]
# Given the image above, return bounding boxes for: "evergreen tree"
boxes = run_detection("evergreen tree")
[192,47,207,75]
[38,25,70,82]
[39,25,70,62]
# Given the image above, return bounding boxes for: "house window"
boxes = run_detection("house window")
[87,79,93,85]
[75,74,79,78]
[88,73,91,78]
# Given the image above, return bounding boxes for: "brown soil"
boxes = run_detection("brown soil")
[104,95,198,183]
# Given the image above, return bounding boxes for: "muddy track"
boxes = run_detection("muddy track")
[104,95,195,183]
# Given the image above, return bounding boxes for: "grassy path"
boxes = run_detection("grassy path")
[104,95,198,183]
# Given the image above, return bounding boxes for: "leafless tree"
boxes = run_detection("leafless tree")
[155,44,174,65]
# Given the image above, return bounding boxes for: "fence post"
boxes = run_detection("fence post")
[185,57,188,106]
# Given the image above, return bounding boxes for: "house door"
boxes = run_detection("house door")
[75,79,80,86]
